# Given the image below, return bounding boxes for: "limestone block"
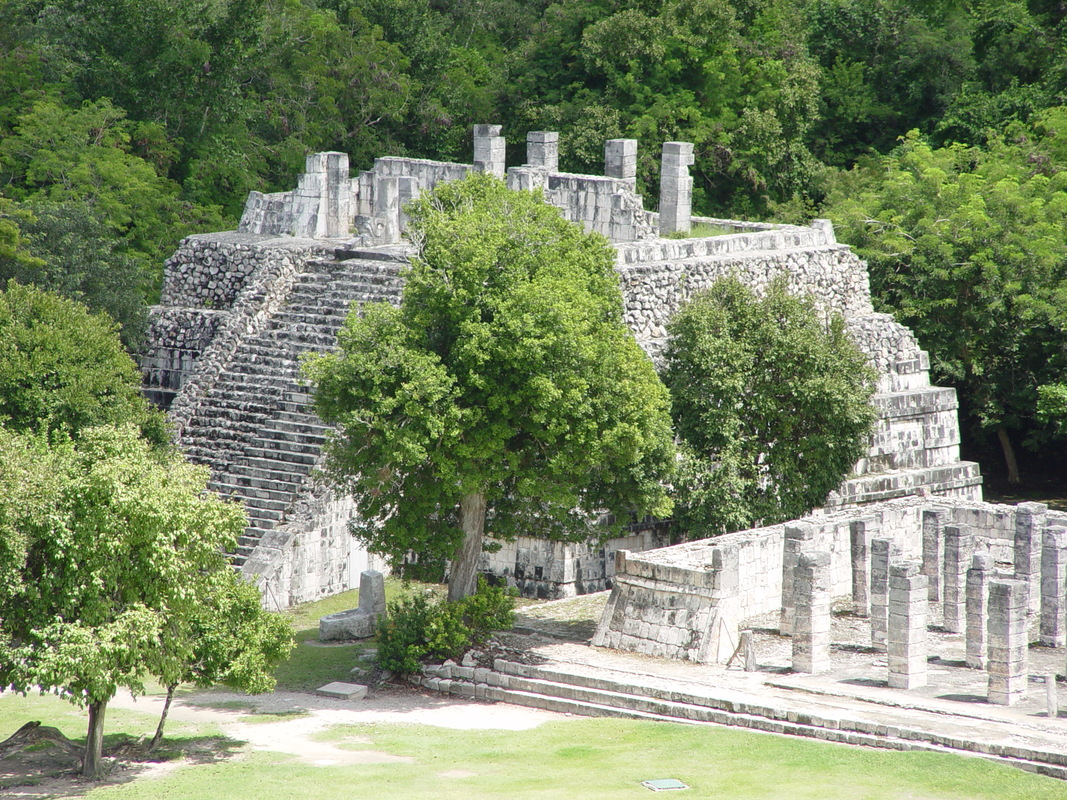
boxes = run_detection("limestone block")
[319,570,386,641]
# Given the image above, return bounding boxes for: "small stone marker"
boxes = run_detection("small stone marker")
[316,682,368,701]
[1046,673,1059,719]
[641,778,688,791]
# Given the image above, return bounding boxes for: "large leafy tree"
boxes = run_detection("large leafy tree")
[662,277,877,537]
[306,174,674,600]
[0,281,165,441]
[825,129,1067,482]
[0,425,290,778]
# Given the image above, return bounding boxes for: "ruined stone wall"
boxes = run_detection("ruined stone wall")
[242,484,388,610]
[618,242,871,344]
[158,236,330,437]
[593,496,1067,663]
[482,527,670,600]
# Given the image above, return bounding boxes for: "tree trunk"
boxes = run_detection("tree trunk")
[83,699,107,778]
[147,685,176,753]
[996,425,1021,485]
[447,492,487,602]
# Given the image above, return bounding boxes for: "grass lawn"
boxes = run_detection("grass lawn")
[4,703,1065,800]
[3,583,1067,799]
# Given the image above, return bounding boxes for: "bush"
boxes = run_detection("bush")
[376,579,516,674]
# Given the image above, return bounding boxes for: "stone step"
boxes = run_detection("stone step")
[415,659,1067,779]
[248,435,323,455]
[211,481,295,504]
[242,456,314,476]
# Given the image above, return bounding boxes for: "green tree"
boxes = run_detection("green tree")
[306,174,674,600]
[0,202,149,349]
[0,425,290,777]
[662,277,877,537]
[824,130,1067,482]
[145,568,293,751]
[0,281,164,441]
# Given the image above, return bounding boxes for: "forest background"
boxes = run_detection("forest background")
[2,0,1067,483]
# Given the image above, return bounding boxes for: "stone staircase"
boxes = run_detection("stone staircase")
[414,656,1067,778]
[176,248,406,564]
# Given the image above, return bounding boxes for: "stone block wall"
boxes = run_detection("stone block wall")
[594,495,1067,663]
[243,484,388,610]
[482,527,669,599]
[239,152,352,239]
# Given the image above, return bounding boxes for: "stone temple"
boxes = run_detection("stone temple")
[140,124,983,611]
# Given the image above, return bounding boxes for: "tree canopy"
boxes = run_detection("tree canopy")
[662,277,877,536]
[0,424,292,777]
[307,174,674,599]
[824,129,1067,481]
[0,280,165,441]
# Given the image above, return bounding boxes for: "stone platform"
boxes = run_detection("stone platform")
[415,593,1067,779]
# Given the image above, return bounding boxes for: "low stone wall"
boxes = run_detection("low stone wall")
[593,497,1058,664]
[483,527,670,599]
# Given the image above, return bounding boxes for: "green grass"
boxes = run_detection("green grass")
[272,578,435,691]
[6,587,1067,799]
[58,717,1067,800]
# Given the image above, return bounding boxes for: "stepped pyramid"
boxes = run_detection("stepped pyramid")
[142,128,981,608]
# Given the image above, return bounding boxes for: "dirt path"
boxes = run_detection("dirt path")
[1,684,568,798]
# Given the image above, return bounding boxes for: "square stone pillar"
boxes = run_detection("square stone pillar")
[942,524,973,634]
[850,517,879,618]
[1015,502,1048,619]
[373,174,401,243]
[526,131,559,172]
[1040,526,1067,647]
[987,578,1028,705]
[780,522,815,636]
[870,537,897,652]
[888,562,928,690]
[605,139,637,183]
[966,553,992,669]
[658,141,694,236]
[473,124,506,178]
[792,552,832,674]
[922,507,947,601]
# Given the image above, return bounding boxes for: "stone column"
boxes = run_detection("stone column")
[966,553,992,669]
[792,552,832,674]
[605,139,637,183]
[526,131,559,172]
[1015,502,1048,619]
[658,141,694,236]
[850,517,879,618]
[942,524,973,634]
[373,175,401,243]
[888,562,928,690]
[870,538,896,652]
[922,507,947,601]
[780,522,815,636]
[473,124,506,178]
[987,578,1028,706]
[1041,526,1067,647]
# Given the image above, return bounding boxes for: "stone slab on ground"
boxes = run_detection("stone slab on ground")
[316,682,368,700]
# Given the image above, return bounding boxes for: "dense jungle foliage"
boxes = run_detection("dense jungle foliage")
[3,0,1067,478]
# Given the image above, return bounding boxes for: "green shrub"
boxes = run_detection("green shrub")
[376,579,516,674]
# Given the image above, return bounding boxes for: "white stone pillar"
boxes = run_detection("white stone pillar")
[526,131,559,172]
[792,552,832,674]
[888,561,928,690]
[658,141,694,236]
[473,124,506,178]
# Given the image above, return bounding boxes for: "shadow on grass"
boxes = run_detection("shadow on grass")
[0,731,247,799]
